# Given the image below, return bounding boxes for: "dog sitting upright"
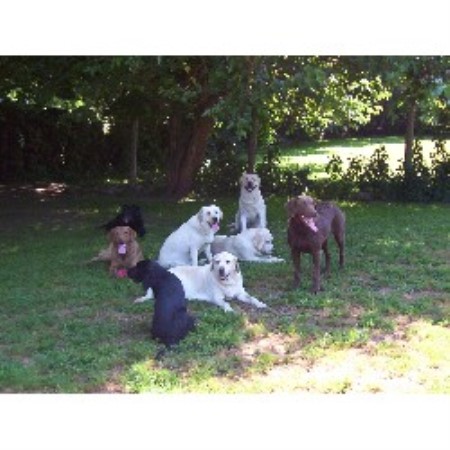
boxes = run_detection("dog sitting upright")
[234,172,267,233]
[286,195,345,293]
[127,259,196,346]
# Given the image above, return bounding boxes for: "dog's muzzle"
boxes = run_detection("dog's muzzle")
[218,267,229,281]
[245,182,256,192]
[209,217,220,232]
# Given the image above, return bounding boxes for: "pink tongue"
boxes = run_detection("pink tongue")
[303,217,318,232]
[211,223,220,233]
[118,243,127,254]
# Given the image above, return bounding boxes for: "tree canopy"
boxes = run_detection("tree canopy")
[0,56,448,197]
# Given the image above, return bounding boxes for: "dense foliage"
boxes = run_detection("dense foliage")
[0,56,448,198]
[321,139,450,202]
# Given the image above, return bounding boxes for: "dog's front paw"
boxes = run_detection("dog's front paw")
[133,296,148,304]
[252,298,267,308]
[272,257,285,263]
[222,302,235,313]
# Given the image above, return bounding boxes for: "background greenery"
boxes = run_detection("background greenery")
[1,56,448,198]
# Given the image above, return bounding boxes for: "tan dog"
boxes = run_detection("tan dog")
[234,173,267,233]
[286,195,345,293]
[91,226,144,276]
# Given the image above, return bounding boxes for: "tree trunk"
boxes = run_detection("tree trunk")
[247,107,259,173]
[404,101,417,179]
[130,117,139,184]
[166,113,214,199]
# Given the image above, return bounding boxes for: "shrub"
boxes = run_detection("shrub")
[256,146,311,196]
[324,139,449,202]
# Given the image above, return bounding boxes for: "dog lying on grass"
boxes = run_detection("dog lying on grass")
[135,251,267,313]
[91,226,144,276]
[286,195,345,293]
[211,227,284,263]
[128,259,195,346]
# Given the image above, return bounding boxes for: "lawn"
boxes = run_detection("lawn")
[276,136,439,178]
[0,183,449,393]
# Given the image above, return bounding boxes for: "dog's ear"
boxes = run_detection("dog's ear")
[218,207,224,221]
[107,228,117,242]
[130,228,137,240]
[285,198,297,218]
[197,207,205,223]
[235,259,240,274]
[252,231,264,252]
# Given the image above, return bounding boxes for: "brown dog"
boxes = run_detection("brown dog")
[286,195,345,293]
[91,226,144,276]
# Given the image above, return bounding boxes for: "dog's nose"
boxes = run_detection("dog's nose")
[219,267,225,277]
[212,217,218,224]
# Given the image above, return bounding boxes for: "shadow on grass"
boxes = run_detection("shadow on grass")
[1,189,449,393]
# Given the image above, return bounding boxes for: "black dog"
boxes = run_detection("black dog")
[127,259,196,346]
[102,204,146,238]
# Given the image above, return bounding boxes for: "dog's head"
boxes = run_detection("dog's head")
[197,205,223,233]
[285,195,318,232]
[108,226,137,244]
[211,251,240,284]
[240,172,261,193]
[251,228,274,255]
[127,259,159,284]
[127,260,150,283]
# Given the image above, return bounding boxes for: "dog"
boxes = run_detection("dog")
[101,204,146,237]
[135,251,266,313]
[127,259,195,346]
[158,205,223,268]
[286,195,345,293]
[211,228,284,263]
[234,172,267,233]
[91,226,144,276]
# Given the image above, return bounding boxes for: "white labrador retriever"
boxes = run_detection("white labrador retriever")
[234,172,267,233]
[158,205,223,268]
[135,251,267,313]
[211,228,284,263]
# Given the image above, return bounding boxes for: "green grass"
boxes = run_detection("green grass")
[0,182,448,393]
[275,136,438,178]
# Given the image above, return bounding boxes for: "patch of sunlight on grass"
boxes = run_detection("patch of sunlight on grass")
[123,360,181,393]
[279,138,437,178]
[186,319,450,394]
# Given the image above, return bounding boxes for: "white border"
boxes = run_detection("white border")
[1,0,449,55]
[1,394,449,450]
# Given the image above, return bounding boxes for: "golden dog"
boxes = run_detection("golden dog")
[91,226,144,276]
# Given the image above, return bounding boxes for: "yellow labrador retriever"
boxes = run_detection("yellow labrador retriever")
[135,251,266,313]
[158,205,223,268]
[234,173,267,233]
[211,228,284,263]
